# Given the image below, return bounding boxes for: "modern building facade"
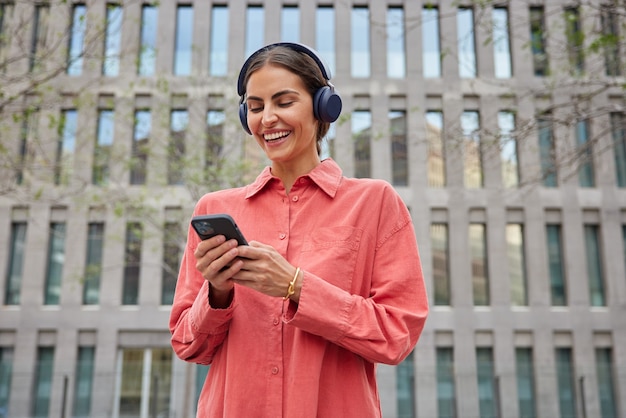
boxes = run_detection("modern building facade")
[1,1,625,417]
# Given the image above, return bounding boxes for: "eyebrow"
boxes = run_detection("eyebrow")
[246,89,300,102]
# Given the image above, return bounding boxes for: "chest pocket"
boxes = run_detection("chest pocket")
[300,226,363,292]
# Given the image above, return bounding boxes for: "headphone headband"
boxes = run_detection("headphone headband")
[237,42,333,97]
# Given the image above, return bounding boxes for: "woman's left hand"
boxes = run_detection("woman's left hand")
[233,241,302,301]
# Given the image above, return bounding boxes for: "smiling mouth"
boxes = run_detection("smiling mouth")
[264,131,291,142]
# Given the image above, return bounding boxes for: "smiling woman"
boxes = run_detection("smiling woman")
[169,42,428,418]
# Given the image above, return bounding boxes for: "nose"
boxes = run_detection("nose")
[262,105,278,127]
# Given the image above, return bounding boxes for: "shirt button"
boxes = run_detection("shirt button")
[279,233,286,240]
[273,317,280,325]
[271,366,279,375]
[292,195,299,202]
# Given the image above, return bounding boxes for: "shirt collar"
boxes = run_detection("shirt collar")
[245,158,342,199]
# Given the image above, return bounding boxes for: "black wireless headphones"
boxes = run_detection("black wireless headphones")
[237,42,342,135]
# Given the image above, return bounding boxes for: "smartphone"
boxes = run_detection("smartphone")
[191,214,248,246]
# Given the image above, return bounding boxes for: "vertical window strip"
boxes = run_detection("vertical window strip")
[576,120,595,187]
[174,5,193,76]
[122,222,142,305]
[72,346,95,417]
[470,223,489,306]
[5,222,26,305]
[31,347,54,417]
[390,110,408,186]
[315,6,335,76]
[431,223,450,306]
[161,222,181,305]
[529,7,548,76]
[498,111,518,187]
[600,6,621,76]
[492,7,512,78]
[168,109,188,185]
[352,110,371,178]
[546,224,567,306]
[538,116,557,187]
[351,6,370,78]
[103,4,122,76]
[119,348,143,416]
[422,7,441,78]
[0,347,13,414]
[138,5,158,76]
[476,347,497,418]
[436,347,456,418]
[507,223,527,306]
[280,6,299,43]
[56,109,77,186]
[150,348,173,416]
[555,347,577,418]
[93,109,114,185]
[83,222,104,305]
[457,7,476,78]
[209,5,228,76]
[245,6,264,58]
[584,224,605,307]
[611,112,626,187]
[462,111,482,188]
[130,110,151,185]
[67,4,86,75]
[564,7,584,75]
[515,347,537,418]
[206,110,225,176]
[426,111,445,187]
[386,7,405,79]
[44,222,66,305]
[29,4,50,72]
[595,347,618,418]
[396,350,415,417]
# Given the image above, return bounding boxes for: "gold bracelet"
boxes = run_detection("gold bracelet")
[283,267,300,300]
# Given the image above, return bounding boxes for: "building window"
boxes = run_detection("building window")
[546,224,567,306]
[168,110,188,185]
[492,7,511,78]
[457,7,476,78]
[72,346,95,417]
[206,110,224,173]
[16,108,39,185]
[470,223,489,306]
[431,223,450,306]
[390,110,408,186]
[352,110,371,178]
[515,347,536,418]
[576,120,595,187]
[601,5,621,76]
[555,347,577,418]
[538,116,557,187]
[117,348,172,417]
[397,350,415,417]
[498,111,518,187]
[0,4,15,71]
[422,7,441,78]
[462,111,482,188]
[55,109,77,186]
[507,223,527,306]
[122,222,142,305]
[281,6,299,43]
[4,222,26,306]
[584,224,605,307]
[130,110,150,185]
[427,111,445,187]
[29,4,50,72]
[0,347,13,415]
[351,7,370,78]
[31,346,54,417]
[138,5,158,76]
[595,347,617,418]
[67,4,86,75]
[245,6,264,58]
[387,7,405,79]
[564,7,584,76]
[44,222,66,305]
[316,6,335,76]
[102,4,122,76]
[611,112,626,187]
[93,109,114,185]
[83,223,104,305]
[476,347,496,418]
[209,5,228,76]
[436,347,456,418]
[162,222,181,305]
[529,7,548,76]
[174,5,193,76]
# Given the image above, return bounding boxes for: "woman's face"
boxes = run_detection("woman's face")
[245,64,319,168]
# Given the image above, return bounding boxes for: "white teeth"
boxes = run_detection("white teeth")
[264,131,290,141]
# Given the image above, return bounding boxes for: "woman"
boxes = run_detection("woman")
[169,42,428,417]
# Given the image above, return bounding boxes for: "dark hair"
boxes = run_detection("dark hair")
[241,46,331,154]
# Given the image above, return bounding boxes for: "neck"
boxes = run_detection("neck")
[272,157,321,194]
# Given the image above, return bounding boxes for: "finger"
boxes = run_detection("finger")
[194,234,226,258]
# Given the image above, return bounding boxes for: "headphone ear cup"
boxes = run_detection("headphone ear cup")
[313,86,342,123]
[239,102,251,135]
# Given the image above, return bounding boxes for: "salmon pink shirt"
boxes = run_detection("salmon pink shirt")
[170,159,428,417]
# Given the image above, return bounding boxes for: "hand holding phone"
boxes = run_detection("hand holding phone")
[191,214,248,246]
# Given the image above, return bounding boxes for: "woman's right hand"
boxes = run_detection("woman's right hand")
[194,235,244,307]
